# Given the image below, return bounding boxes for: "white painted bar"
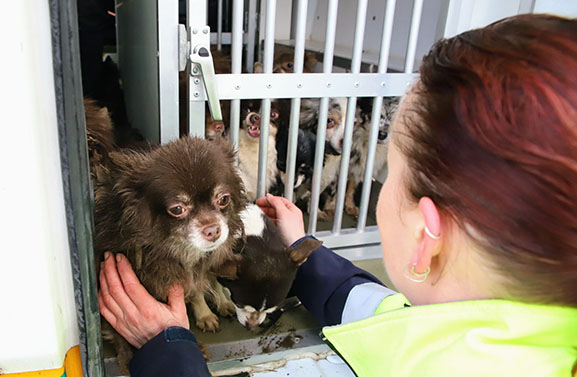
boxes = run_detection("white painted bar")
[405,0,424,73]
[284,0,309,201]
[308,0,339,234]
[357,0,397,231]
[216,72,415,99]
[257,0,277,199]
[333,0,368,234]
[247,0,258,73]
[217,0,223,50]
[230,0,244,150]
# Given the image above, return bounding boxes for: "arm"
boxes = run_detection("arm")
[256,195,396,327]
[98,252,210,377]
[289,238,388,326]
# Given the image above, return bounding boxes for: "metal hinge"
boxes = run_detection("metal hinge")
[178,24,223,122]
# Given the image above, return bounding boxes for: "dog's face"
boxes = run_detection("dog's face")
[217,204,321,330]
[299,98,347,155]
[241,100,279,142]
[356,96,400,145]
[254,51,317,74]
[109,137,245,257]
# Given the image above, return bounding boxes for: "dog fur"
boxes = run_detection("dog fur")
[217,204,321,329]
[238,100,279,201]
[91,135,246,373]
[345,96,399,216]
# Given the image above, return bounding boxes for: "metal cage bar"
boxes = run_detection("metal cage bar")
[357,0,397,231]
[246,0,258,73]
[404,0,424,73]
[229,0,244,150]
[217,0,223,50]
[256,0,277,199]
[284,0,309,201]
[308,0,339,234]
[332,0,368,234]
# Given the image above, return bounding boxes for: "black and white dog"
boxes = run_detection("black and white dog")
[218,204,321,329]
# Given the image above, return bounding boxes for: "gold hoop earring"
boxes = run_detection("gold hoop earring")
[404,263,431,283]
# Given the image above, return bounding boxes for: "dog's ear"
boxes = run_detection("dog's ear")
[213,255,241,280]
[254,62,264,73]
[288,237,322,266]
[108,150,150,173]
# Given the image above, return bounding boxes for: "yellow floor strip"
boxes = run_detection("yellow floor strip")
[2,346,82,377]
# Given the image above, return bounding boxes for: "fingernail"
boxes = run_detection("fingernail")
[104,252,111,260]
[116,254,122,262]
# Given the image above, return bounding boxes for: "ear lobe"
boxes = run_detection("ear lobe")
[289,238,322,266]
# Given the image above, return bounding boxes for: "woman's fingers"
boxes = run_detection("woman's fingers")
[113,253,154,311]
[100,252,138,313]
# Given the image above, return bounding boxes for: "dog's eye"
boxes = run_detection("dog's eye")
[217,194,231,208]
[271,110,279,120]
[327,118,335,128]
[167,205,187,218]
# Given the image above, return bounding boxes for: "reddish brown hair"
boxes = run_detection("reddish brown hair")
[400,14,577,306]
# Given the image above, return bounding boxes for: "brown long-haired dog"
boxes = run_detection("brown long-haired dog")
[86,104,246,372]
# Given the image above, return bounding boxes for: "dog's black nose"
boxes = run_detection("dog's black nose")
[249,113,261,126]
[202,224,221,242]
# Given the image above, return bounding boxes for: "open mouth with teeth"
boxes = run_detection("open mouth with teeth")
[248,124,260,138]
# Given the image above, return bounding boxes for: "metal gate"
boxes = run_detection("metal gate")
[116,0,541,261]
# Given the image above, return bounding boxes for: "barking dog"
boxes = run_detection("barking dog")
[238,100,280,201]
[91,135,246,373]
[218,204,321,329]
[346,96,400,216]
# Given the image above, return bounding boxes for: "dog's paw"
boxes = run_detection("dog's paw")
[217,300,236,317]
[345,204,360,217]
[196,312,220,332]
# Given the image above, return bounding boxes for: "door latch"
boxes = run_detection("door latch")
[180,24,223,122]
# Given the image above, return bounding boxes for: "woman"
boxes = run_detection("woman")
[98,14,577,376]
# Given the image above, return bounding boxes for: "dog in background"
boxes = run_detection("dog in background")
[90,133,246,373]
[238,99,281,201]
[218,204,322,330]
[296,97,348,219]
[254,48,318,73]
[345,96,400,216]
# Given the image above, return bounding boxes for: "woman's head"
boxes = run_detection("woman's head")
[378,14,577,307]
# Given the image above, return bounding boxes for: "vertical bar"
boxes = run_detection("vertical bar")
[332,0,368,234]
[158,0,180,143]
[246,0,258,72]
[187,0,208,137]
[256,0,277,199]
[217,0,223,50]
[230,0,244,150]
[357,0,396,231]
[284,0,309,201]
[404,0,423,73]
[308,0,338,234]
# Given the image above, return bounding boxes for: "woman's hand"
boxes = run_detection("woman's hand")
[256,194,306,246]
[98,252,190,349]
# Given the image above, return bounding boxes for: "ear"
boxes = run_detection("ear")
[410,197,442,274]
[289,237,322,266]
[213,256,241,279]
[108,150,150,173]
[254,62,264,73]
[304,51,318,72]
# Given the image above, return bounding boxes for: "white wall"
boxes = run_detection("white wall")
[0,0,79,373]
[534,0,577,17]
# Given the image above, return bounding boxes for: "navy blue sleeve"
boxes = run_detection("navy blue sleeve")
[289,236,385,326]
[130,327,211,377]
